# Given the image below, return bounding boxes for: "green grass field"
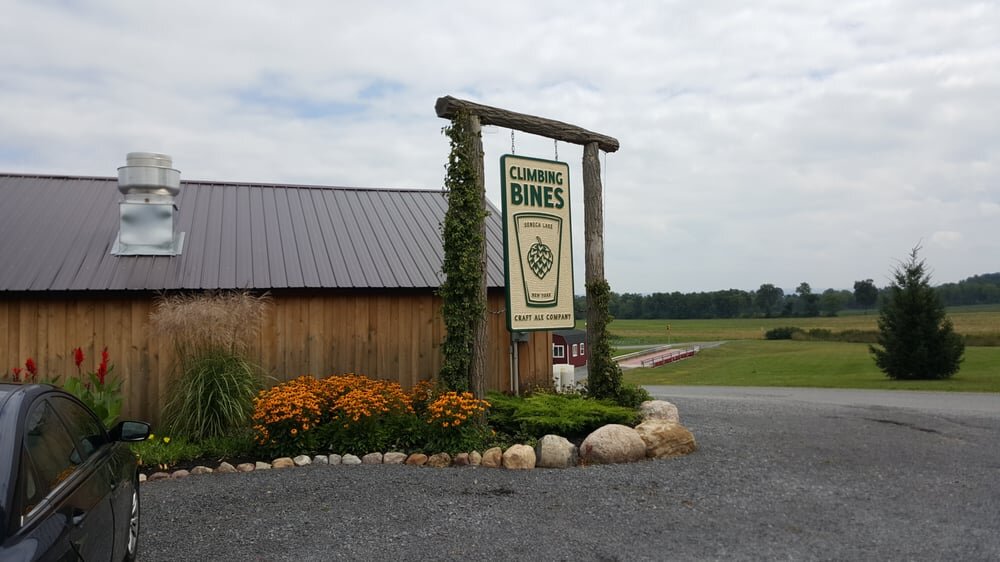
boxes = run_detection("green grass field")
[604,307,1000,392]
[593,305,1000,345]
[622,340,1000,392]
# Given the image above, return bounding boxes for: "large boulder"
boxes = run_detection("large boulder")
[635,420,697,459]
[639,400,680,423]
[481,447,503,468]
[405,453,428,466]
[383,452,407,465]
[535,435,578,469]
[426,453,452,468]
[502,444,536,470]
[579,424,647,465]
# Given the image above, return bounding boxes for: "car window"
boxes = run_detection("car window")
[22,399,82,502]
[15,445,41,520]
[49,396,107,464]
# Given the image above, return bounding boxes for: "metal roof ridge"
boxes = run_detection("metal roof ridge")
[0,172,115,181]
[181,180,445,193]
[1,172,444,194]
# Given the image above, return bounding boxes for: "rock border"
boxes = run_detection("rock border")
[141,400,694,482]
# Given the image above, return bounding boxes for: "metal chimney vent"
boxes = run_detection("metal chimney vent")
[112,152,185,256]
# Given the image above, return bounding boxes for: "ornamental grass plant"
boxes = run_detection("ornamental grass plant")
[151,291,270,440]
[160,351,261,440]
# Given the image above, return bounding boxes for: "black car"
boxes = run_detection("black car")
[0,383,150,561]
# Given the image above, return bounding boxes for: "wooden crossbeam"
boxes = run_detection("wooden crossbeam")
[435,96,620,153]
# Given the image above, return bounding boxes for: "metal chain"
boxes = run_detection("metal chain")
[554,140,559,160]
[511,130,515,154]
[603,150,608,187]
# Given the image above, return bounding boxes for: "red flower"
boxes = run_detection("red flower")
[96,347,109,385]
[25,358,37,377]
[11,367,22,382]
[73,347,84,370]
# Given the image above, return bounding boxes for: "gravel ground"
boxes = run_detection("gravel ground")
[140,394,1000,561]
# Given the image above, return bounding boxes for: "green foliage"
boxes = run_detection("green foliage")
[161,351,261,440]
[587,279,624,402]
[130,434,203,470]
[853,279,879,311]
[439,110,487,392]
[765,326,801,340]
[62,347,123,428]
[487,391,640,440]
[420,390,493,454]
[614,383,652,409]
[870,247,965,380]
[151,291,268,440]
[319,412,423,456]
[198,432,258,460]
[755,284,784,317]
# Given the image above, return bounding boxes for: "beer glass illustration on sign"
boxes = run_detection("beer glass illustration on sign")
[514,212,562,306]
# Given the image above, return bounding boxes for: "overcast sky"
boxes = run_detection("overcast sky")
[2,1,997,294]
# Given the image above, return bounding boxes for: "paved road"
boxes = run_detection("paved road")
[648,385,1000,417]
[140,389,1000,561]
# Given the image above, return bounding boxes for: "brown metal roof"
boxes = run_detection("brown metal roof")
[0,173,506,291]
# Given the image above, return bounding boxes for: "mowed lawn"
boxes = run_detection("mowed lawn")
[599,306,1000,345]
[622,340,1000,392]
[611,307,1000,392]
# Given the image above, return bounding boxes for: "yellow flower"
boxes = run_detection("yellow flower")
[162,437,171,444]
[148,434,155,441]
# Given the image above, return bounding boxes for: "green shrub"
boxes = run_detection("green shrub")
[197,430,259,459]
[832,329,879,343]
[764,326,802,340]
[806,328,832,339]
[420,391,492,454]
[161,351,260,440]
[966,333,1000,346]
[130,434,203,470]
[614,383,652,409]
[487,392,640,440]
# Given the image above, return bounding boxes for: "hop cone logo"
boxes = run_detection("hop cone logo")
[527,236,554,279]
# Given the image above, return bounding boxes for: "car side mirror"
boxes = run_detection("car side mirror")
[109,420,151,442]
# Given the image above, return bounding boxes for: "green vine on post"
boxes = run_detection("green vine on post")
[439,110,487,392]
[586,278,623,400]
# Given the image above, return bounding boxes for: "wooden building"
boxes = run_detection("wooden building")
[0,161,551,424]
[552,329,587,367]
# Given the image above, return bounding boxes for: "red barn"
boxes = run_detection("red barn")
[552,329,587,367]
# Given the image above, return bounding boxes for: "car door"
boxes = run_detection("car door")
[20,396,115,561]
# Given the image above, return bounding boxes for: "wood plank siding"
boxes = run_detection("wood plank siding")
[0,290,552,425]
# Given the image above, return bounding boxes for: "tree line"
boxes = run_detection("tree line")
[573,272,1000,320]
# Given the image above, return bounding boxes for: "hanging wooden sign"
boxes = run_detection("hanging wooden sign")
[501,154,575,331]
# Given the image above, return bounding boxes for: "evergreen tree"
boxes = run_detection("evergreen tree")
[870,247,964,380]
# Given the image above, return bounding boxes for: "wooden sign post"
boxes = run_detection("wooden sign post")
[435,96,620,395]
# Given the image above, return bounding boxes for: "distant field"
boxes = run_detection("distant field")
[592,306,1000,345]
[622,340,1000,393]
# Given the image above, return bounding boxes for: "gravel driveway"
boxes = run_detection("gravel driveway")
[140,390,1000,561]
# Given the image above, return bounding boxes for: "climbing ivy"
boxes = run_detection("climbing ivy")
[438,111,487,392]
[586,278,623,400]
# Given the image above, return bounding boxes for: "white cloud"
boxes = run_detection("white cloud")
[1,0,998,292]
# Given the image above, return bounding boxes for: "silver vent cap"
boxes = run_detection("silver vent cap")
[117,152,180,197]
